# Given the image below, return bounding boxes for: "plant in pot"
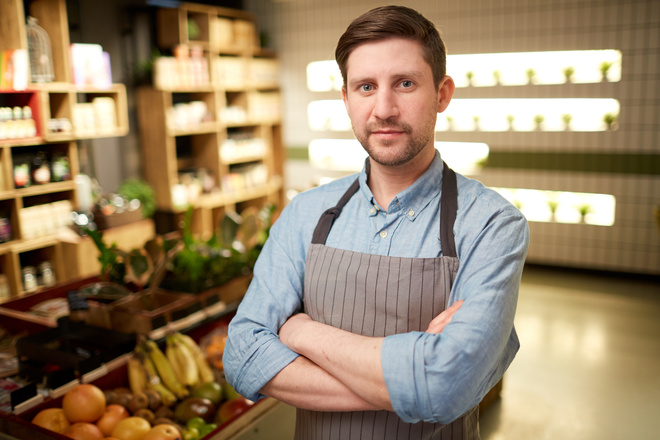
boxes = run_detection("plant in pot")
[600,61,613,82]
[562,113,573,131]
[563,66,575,83]
[158,203,276,294]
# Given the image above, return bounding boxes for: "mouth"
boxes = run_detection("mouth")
[370,128,405,140]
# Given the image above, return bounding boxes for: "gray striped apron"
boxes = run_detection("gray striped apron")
[296,162,479,439]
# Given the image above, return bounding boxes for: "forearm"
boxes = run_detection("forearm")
[261,356,379,411]
[280,315,393,411]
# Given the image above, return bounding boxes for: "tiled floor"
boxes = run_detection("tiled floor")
[480,265,660,440]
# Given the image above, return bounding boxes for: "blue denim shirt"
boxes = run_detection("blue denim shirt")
[223,151,529,424]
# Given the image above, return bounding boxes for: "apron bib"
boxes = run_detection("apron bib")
[296,163,479,439]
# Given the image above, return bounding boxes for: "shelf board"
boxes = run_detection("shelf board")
[0,137,44,147]
[9,235,59,253]
[15,180,76,197]
[168,122,219,137]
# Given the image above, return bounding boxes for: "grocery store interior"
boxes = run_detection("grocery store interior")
[0,0,658,439]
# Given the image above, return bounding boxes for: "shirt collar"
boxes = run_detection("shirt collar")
[358,150,444,219]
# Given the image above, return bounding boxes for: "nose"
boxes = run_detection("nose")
[372,89,399,120]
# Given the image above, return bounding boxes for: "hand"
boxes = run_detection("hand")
[279,312,313,352]
[425,300,464,334]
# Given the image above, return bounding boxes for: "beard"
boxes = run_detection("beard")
[354,118,435,167]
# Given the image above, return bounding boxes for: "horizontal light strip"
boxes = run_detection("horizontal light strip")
[308,139,489,175]
[493,188,615,226]
[308,99,620,132]
[307,50,622,91]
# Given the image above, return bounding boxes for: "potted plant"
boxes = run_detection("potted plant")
[600,61,614,82]
[577,203,592,224]
[446,115,455,131]
[563,66,575,83]
[533,114,545,131]
[603,113,618,130]
[492,70,502,86]
[465,70,475,87]
[562,113,573,131]
[472,115,481,131]
[525,68,537,85]
[506,114,515,131]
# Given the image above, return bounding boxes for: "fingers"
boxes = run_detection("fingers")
[425,300,464,334]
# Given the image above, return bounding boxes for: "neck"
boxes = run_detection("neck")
[367,147,435,210]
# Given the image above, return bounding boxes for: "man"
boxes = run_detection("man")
[223,5,529,439]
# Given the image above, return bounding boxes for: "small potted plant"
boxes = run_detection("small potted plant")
[603,113,619,130]
[563,66,575,83]
[577,202,592,224]
[446,115,455,131]
[472,115,481,131]
[465,71,475,87]
[533,114,545,131]
[562,113,573,131]
[506,114,515,131]
[492,70,502,86]
[600,61,614,82]
[525,68,537,85]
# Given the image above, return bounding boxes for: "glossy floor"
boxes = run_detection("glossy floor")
[480,265,660,440]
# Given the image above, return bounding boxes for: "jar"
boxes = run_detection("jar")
[38,261,56,287]
[22,266,38,292]
[31,151,51,184]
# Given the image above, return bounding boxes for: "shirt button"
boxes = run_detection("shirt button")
[370,207,376,214]
[379,230,387,239]
[408,209,415,217]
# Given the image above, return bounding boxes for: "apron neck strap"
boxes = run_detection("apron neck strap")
[311,161,458,259]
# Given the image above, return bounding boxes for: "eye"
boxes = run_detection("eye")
[400,80,414,88]
[359,84,373,92]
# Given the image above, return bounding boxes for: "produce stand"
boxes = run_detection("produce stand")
[0,275,269,440]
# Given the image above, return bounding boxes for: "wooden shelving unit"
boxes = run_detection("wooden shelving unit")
[0,0,130,299]
[138,2,284,238]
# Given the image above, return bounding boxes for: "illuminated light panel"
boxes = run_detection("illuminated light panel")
[309,98,620,132]
[492,188,616,226]
[448,50,622,87]
[307,60,343,92]
[440,98,620,132]
[306,50,622,91]
[308,139,489,175]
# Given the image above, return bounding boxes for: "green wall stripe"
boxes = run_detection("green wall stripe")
[485,152,660,175]
[286,147,659,175]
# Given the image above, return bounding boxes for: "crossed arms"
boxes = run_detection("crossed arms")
[262,300,464,412]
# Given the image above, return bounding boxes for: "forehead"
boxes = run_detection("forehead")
[345,37,430,81]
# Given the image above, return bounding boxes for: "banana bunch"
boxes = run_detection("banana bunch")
[127,351,178,407]
[141,339,189,400]
[166,332,216,387]
[166,333,199,387]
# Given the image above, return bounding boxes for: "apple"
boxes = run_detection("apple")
[142,424,182,440]
[215,397,253,425]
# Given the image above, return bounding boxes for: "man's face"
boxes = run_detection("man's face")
[342,37,452,168]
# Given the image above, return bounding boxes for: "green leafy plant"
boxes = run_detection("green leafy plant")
[533,114,545,130]
[603,113,618,130]
[118,179,156,219]
[563,66,575,83]
[600,61,613,81]
[492,70,502,85]
[526,68,537,85]
[506,114,515,131]
[465,71,475,86]
[562,113,573,131]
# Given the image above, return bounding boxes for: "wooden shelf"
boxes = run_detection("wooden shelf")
[139,3,285,237]
[0,0,130,298]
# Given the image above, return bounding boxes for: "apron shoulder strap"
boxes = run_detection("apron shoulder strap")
[311,178,360,244]
[440,161,458,258]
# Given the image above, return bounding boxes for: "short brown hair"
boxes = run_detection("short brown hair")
[335,5,447,88]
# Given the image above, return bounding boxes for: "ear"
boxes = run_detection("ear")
[341,86,348,110]
[437,75,455,113]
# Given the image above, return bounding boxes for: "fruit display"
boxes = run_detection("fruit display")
[27,331,254,440]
